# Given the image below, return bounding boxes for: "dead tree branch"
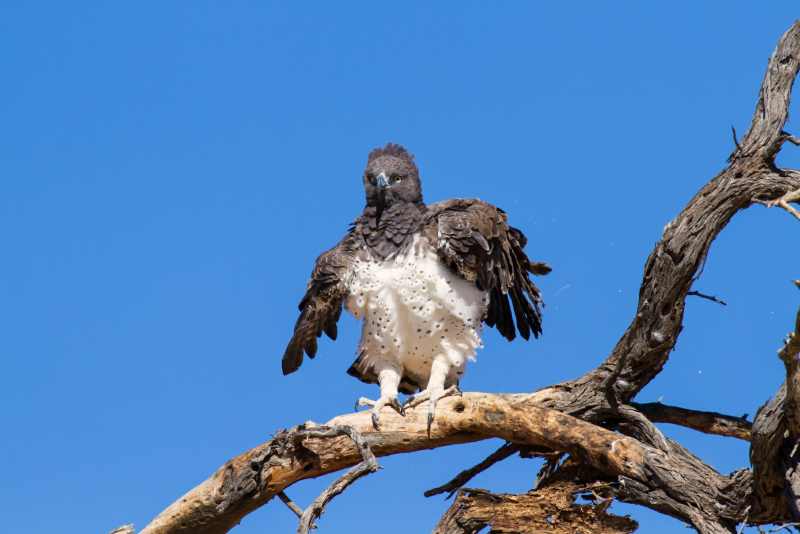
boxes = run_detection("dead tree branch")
[424,442,521,499]
[294,425,379,534]
[633,401,752,441]
[138,393,751,534]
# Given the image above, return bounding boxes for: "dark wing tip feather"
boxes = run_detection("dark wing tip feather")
[305,335,318,358]
[282,345,303,375]
[528,261,552,276]
[282,241,351,374]
[324,321,338,340]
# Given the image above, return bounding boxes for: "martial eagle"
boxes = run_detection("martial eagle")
[283,143,550,431]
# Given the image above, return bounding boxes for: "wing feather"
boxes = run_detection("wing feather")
[282,236,355,375]
[425,198,549,341]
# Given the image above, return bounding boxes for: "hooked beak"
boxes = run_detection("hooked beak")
[375,172,388,221]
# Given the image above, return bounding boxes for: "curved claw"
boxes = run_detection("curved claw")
[427,412,434,438]
[371,411,381,431]
[389,397,405,416]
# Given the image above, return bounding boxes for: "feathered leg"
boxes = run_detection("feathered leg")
[403,355,461,436]
[355,365,404,430]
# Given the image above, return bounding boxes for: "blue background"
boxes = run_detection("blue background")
[2,2,800,533]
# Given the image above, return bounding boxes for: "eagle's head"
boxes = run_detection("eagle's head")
[363,143,423,215]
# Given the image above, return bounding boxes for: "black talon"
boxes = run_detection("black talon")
[371,412,381,431]
[427,412,434,438]
[354,399,360,412]
[389,397,405,416]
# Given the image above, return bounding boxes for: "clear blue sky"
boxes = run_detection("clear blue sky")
[2,3,800,533]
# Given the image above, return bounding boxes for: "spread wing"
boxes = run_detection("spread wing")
[425,199,550,341]
[282,234,356,375]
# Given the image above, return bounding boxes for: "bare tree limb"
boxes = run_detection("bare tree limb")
[781,131,800,146]
[276,492,303,519]
[424,442,521,499]
[633,402,752,441]
[760,188,800,220]
[138,393,751,534]
[294,425,379,534]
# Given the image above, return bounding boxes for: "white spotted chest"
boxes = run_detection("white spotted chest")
[344,236,489,387]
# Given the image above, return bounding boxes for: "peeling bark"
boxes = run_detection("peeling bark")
[433,486,638,534]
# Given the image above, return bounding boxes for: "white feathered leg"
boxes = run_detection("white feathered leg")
[356,365,404,430]
[404,354,461,435]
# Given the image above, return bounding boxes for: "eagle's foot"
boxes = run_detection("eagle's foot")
[355,395,404,430]
[403,385,461,436]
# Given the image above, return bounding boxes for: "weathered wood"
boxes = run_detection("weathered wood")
[751,384,790,523]
[424,442,522,499]
[433,486,638,534]
[633,402,752,441]
[749,285,800,525]
[140,393,752,534]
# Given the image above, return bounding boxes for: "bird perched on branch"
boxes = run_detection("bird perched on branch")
[283,143,550,432]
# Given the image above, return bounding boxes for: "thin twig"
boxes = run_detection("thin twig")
[756,189,800,220]
[295,425,379,534]
[736,506,751,534]
[277,491,304,519]
[687,290,728,306]
[731,125,744,158]
[782,130,800,146]
[766,522,800,533]
[424,442,520,499]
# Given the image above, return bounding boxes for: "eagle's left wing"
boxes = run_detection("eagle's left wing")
[425,198,550,341]
[282,233,357,375]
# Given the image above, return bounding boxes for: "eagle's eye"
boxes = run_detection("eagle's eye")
[392,176,403,184]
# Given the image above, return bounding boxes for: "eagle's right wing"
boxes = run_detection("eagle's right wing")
[282,233,357,375]
[425,198,550,342]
